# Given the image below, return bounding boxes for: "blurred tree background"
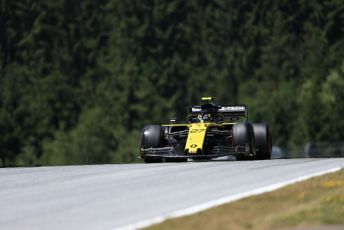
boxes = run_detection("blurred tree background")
[0,0,343,166]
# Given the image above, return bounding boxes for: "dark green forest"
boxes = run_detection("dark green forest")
[1,0,343,166]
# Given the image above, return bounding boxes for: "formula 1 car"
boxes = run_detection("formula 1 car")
[140,97,272,163]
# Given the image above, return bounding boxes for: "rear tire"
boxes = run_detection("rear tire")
[252,123,272,160]
[232,122,255,160]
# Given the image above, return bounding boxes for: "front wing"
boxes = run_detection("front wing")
[140,145,252,160]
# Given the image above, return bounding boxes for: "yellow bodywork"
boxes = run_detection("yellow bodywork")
[201,97,213,101]
[185,123,208,154]
[162,122,236,155]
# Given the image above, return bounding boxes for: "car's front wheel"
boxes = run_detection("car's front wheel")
[232,122,256,160]
[140,125,163,148]
[140,125,163,163]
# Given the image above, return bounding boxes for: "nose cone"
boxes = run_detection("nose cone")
[185,123,207,154]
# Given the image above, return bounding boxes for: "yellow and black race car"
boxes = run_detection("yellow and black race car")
[140,97,272,163]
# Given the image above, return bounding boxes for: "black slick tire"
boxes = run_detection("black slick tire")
[252,123,272,160]
[141,125,163,148]
[232,122,256,160]
[140,125,163,163]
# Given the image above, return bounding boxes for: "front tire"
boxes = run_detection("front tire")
[232,122,256,160]
[141,125,163,148]
[140,125,163,163]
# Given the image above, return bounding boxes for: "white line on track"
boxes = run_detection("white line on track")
[115,166,342,230]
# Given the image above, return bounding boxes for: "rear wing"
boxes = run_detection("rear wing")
[190,105,248,122]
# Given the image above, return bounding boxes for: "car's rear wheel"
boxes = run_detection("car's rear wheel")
[252,123,272,160]
[232,122,256,160]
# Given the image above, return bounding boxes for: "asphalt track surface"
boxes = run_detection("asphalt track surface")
[0,158,343,230]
